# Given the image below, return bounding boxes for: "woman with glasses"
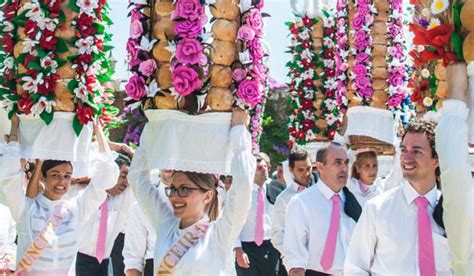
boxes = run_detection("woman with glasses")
[0,115,119,274]
[128,109,255,275]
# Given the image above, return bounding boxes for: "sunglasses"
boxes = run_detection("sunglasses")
[164,186,206,197]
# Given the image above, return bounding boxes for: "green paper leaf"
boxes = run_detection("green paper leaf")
[36,48,47,59]
[28,59,42,70]
[102,13,113,26]
[451,32,464,60]
[453,2,464,31]
[56,38,69,53]
[67,79,79,92]
[15,54,26,66]
[103,44,114,52]
[67,0,80,12]
[73,115,84,136]
[40,110,54,125]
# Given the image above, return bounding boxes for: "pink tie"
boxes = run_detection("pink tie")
[297,185,306,192]
[320,194,340,272]
[415,196,436,276]
[255,187,265,246]
[358,181,370,195]
[96,197,108,263]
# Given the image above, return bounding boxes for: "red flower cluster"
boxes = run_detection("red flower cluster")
[18,94,34,115]
[76,13,97,37]
[39,30,57,51]
[77,102,94,125]
[410,24,458,66]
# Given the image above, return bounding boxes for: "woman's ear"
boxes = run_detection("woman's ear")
[203,190,213,204]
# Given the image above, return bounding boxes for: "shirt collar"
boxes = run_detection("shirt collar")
[402,182,439,207]
[253,182,267,192]
[317,179,345,202]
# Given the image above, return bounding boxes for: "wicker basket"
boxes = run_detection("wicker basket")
[349,135,395,155]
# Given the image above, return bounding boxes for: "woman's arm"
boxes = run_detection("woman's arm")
[25,159,43,198]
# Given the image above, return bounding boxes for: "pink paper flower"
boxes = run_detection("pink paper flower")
[130,19,143,39]
[138,59,157,77]
[359,87,373,98]
[175,38,204,65]
[172,65,202,96]
[237,79,261,107]
[232,69,247,82]
[387,93,402,107]
[237,25,256,42]
[175,20,202,38]
[353,64,367,77]
[250,39,265,59]
[125,74,147,100]
[246,8,264,36]
[172,0,203,21]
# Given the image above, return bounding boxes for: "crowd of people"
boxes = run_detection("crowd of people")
[0,62,473,276]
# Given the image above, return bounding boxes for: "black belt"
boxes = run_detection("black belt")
[241,239,273,247]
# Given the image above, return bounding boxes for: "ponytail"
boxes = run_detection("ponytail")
[207,189,220,221]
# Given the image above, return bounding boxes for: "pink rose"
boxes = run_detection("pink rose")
[130,19,143,39]
[126,38,139,62]
[355,77,370,89]
[232,69,247,82]
[237,25,256,42]
[139,59,157,77]
[356,52,370,63]
[351,15,365,31]
[172,0,204,21]
[130,9,144,22]
[172,65,202,96]
[354,30,368,42]
[387,94,402,107]
[176,38,204,65]
[359,87,373,98]
[355,40,369,50]
[389,74,404,86]
[250,39,265,60]
[353,64,367,77]
[357,5,370,16]
[251,62,266,83]
[175,20,202,38]
[246,8,264,36]
[125,74,147,100]
[237,79,261,107]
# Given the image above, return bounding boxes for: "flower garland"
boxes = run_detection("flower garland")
[334,0,349,123]
[322,9,345,140]
[67,0,117,135]
[125,1,157,103]
[286,15,319,148]
[409,50,441,112]
[385,0,408,112]
[350,0,376,104]
[0,0,19,117]
[235,1,267,110]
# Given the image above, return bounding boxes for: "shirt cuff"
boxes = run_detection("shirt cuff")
[124,258,144,273]
[284,257,306,272]
[441,99,469,119]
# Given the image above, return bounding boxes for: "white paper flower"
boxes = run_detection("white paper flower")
[77,0,99,16]
[326,113,337,125]
[24,3,45,21]
[301,49,313,60]
[3,57,14,70]
[421,68,430,78]
[22,73,44,94]
[431,0,449,15]
[1,98,15,113]
[22,39,39,56]
[301,69,314,80]
[299,30,310,40]
[75,36,98,55]
[325,99,337,110]
[147,79,159,98]
[40,56,58,73]
[428,18,441,30]
[31,97,55,116]
[239,49,252,65]
[294,17,303,28]
[37,17,58,31]
[417,45,425,53]
[3,22,13,32]
[74,82,90,103]
[423,97,433,107]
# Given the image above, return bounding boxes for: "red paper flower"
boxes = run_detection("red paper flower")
[39,30,57,51]
[0,33,14,53]
[302,16,313,28]
[76,13,96,37]
[24,20,38,40]
[18,94,34,115]
[77,102,95,125]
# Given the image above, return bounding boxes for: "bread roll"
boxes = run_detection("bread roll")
[372,90,387,102]
[370,100,387,109]
[55,24,76,40]
[56,63,76,79]
[210,40,236,66]
[207,87,233,111]
[210,2,239,20]
[434,63,446,81]
[54,98,75,112]
[436,80,448,99]
[152,16,175,40]
[14,41,23,58]
[436,99,444,110]
[155,1,175,17]
[373,45,387,56]
[461,0,474,31]
[371,21,387,36]
[154,92,178,109]
[373,56,386,67]
[157,63,172,89]
[374,0,389,12]
[463,32,474,62]
[373,79,388,90]
[373,35,387,45]
[152,40,172,62]
[209,65,233,88]
[211,20,238,42]
[373,67,388,79]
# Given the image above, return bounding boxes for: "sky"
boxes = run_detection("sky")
[108,0,299,84]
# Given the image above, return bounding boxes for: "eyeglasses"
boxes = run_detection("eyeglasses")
[164,186,205,197]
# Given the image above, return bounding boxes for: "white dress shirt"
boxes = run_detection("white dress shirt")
[128,125,255,275]
[78,184,135,259]
[235,181,273,246]
[0,203,16,271]
[436,99,474,275]
[346,178,382,207]
[284,180,357,275]
[123,202,157,273]
[0,142,119,273]
[344,183,452,275]
[270,179,309,255]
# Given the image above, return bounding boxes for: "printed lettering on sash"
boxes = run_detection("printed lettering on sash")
[16,202,69,273]
[157,223,210,275]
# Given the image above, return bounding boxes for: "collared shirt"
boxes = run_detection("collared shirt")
[344,183,452,275]
[284,180,356,275]
[236,181,273,246]
[271,178,313,254]
[0,203,16,271]
[346,178,382,208]
[435,99,474,275]
[78,184,136,259]
[0,142,119,273]
[128,125,255,275]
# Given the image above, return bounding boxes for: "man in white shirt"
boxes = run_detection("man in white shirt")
[271,148,315,276]
[76,154,136,276]
[435,62,474,275]
[234,153,284,275]
[0,203,16,274]
[344,120,452,275]
[284,143,361,276]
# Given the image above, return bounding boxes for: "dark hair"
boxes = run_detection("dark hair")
[172,171,220,221]
[400,119,440,183]
[351,151,378,180]
[255,152,271,166]
[115,154,131,168]
[316,142,343,165]
[41,160,73,176]
[289,148,309,168]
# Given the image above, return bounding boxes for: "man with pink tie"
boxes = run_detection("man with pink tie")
[344,119,452,275]
[284,142,361,276]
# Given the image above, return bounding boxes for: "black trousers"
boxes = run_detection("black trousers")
[110,233,125,276]
[305,270,330,276]
[75,252,109,276]
[144,258,154,276]
[236,240,280,276]
[278,259,288,276]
